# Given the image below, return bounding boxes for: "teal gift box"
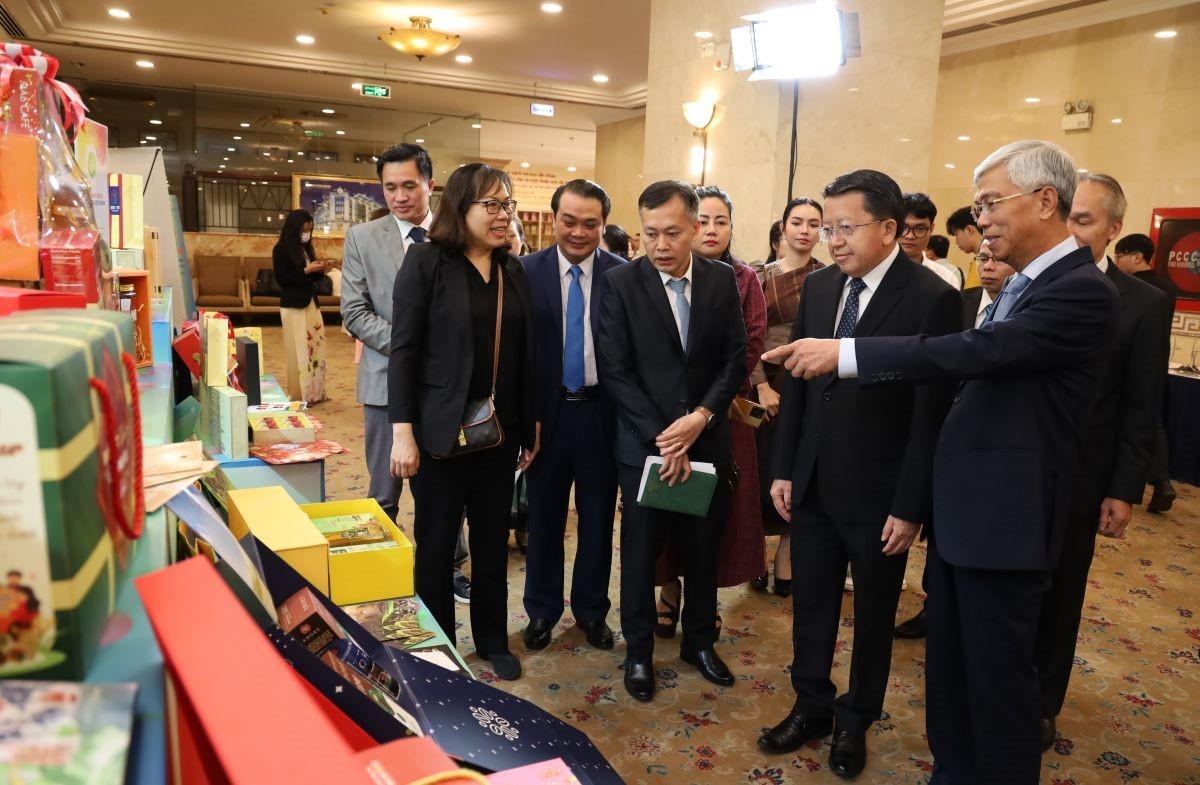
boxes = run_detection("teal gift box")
[0,310,143,680]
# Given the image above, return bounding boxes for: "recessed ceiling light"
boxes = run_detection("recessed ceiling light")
[223,157,230,161]
[351,82,362,90]
[136,59,154,69]
[108,8,130,18]
[567,166,577,172]
[227,146,236,151]
[296,34,315,45]
[1077,168,1089,174]
[1154,30,1177,39]
[415,138,425,143]
[957,135,970,141]
[541,3,563,12]
[149,119,162,125]
[335,130,345,135]
[899,137,911,142]
[471,122,482,129]
[240,122,251,128]
[296,151,304,156]
[592,74,609,83]
[520,162,531,168]
[1024,97,1040,103]
[847,87,859,92]
[218,165,226,169]
[944,163,956,169]
[1111,118,1123,124]
[321,108,335,114]
[287,159,294,163]
[232,135,242,140]
[455,54,473,63]
[145,135,157,141]
[139,140,146,144]
[694,31,713,39]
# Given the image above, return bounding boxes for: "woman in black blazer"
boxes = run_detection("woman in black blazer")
[388,164,539,680]
[272,209,329,403]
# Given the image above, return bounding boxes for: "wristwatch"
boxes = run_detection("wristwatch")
[693,406,716,430]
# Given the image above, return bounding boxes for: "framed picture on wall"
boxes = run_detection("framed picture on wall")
[1149,207,1200,313]
[292,174,385,237]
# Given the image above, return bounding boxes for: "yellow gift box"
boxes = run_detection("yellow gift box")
[299,500,414,605]
[227,487,329,596]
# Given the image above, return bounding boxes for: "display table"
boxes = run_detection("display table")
[1166,370,1200,486]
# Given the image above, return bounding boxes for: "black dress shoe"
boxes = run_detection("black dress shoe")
[523,618,553,651]
[579,619,614,650]
[749,572,769,592]
[480,650,522,680]
[828,727,867,778]
[894,608,927,639]
[1041,716,1056,751]
[757,712,834,754]
[773,578,793,598]
[1147,480,1176,513]
[679,644,735,687]
[623,659,655,702]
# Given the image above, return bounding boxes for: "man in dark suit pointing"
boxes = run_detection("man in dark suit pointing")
[766,140,1119,785]
[521,180,625,652]
[597,180,746,702]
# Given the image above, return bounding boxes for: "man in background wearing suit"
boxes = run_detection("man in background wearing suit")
[1035,174,1171,745]
[767,140,1120,785]
[521,180,625,652]
[757,170,960,778]
[597,180,746,702]
[1115,232,1179,512]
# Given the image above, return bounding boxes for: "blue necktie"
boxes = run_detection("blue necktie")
[667,278,690,351]
[990,273,1031,323]
[835,278,867,339]
[563,266,585,391]
[408,226,427,244]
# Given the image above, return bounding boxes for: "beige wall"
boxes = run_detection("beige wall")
[595,115,647,235]
[927,4,1200,277]
[640,0,944,264]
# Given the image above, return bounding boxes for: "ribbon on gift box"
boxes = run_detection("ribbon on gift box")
[2,43,89,131]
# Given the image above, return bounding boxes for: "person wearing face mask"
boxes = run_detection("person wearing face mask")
[751,197,826,597]
[389,163,540,681]
[654,185,766,638]
[273,208,330,404]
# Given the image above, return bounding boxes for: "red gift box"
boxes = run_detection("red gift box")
[39,226,102,302]
[0,64,40,281]
[0,285,86,315]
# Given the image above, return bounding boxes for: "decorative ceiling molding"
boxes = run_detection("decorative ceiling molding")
[13,0,62,33]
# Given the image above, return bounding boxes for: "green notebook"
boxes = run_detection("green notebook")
[636,456,718,517]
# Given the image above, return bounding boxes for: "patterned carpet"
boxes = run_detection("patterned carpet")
[261,322,1199,785]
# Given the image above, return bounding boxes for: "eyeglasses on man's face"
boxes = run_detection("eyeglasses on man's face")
[819,220,882,243]
[901,223,931,238]
[970,187,1047,221]
[472,199,519,215]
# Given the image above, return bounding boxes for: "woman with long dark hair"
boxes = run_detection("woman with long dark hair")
[388,163,539,680]
[273,209,329,403]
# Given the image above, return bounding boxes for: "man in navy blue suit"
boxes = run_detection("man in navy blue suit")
[765,140,1120,785]
[520,180,626,652]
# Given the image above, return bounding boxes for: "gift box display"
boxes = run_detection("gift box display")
[0,310,143,680]
[299,499,413,605]
[0,61,39,281]
[249,411,316,445]
[108,172,144,251]
[227,486,330,596]
[0,285,86,315]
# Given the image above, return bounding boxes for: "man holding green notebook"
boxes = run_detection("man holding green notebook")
[596,180,747,702]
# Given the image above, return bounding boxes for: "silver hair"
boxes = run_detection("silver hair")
[973,140,1077,220]
[1078,172,1127,222]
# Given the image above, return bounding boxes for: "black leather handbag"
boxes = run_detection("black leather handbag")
[433,266,506,458]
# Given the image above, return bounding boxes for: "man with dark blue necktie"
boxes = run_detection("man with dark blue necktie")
[520,180,626,652]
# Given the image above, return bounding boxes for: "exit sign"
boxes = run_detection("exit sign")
[360,84,391,99]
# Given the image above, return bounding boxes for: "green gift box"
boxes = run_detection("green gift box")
[0,310,142,680]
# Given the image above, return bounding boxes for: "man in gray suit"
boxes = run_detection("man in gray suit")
[341,146,446,549]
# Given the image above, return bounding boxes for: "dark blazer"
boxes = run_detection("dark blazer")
[1134,269,1178,316]
[960,286,985,330]
[1070,262,1170,512]
[273,243,321,308]
[596,255,747,468]
[772,254,961,526]
[521,245,626,441]
[855,246,1120,571]
[388,243,537,457]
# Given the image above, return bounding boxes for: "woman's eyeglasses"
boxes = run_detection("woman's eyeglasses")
[472,199,519,215]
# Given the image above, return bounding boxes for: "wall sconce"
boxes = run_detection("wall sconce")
[683,101,717,131]
[682,101,720,184]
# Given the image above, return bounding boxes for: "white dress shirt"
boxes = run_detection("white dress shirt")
[924,258,963,290]
[658,258,694,342]
[393,211,433,256]
[838,235,1080,378]
[974,289,995,328]
[1096,255,1109,273]
[834,244,899,377]
[558,248,598,387]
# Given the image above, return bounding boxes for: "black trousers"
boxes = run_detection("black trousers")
[926,540,1049,785]
[789,490,908,733]
[1035,507,1099,718]
[410,444,517,656]
[617,461,730,661]
[1148,425,1171,484]
[522,399,618,625]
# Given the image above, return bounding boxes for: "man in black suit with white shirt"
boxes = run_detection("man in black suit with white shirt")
[597,180,746,702]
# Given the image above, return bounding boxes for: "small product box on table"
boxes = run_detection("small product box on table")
[227,486,329,596]
[248,411,316,445]
[299,499,414,605]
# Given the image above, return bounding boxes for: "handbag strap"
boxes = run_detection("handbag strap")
[489,263,504,398]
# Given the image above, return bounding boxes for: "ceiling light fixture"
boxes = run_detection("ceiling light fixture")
[227,147,235,151]
[592,74,609,83]
[1155,30,1177,39]
[455,54,473,63]
[1111,118,1123,124]
[957,135,970,141]
[351,82,362,89]
[379,17,461,60]
[240,122,251,128]
[139,140,146,144]
[321,108,335,114]
[336,130,346,135]
[233,135,242,140]
[136,59,154,68]
[567,166,577,172]
[223,157,229,161]
[471,122,482,129]
[145,135,156,141]
[296,35,315,45]
[899,137,911,142]
[520,162,531,168]
[218,165,226,169]
[541,3,563,12]
[1024,97,1040,103]
[694,31,713,39]
[108,8,130,18]
[944,163,956,169]
[847,87,859,92]
[287,159,294,163]
[415,138,425,143]
[149,119,162,125]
